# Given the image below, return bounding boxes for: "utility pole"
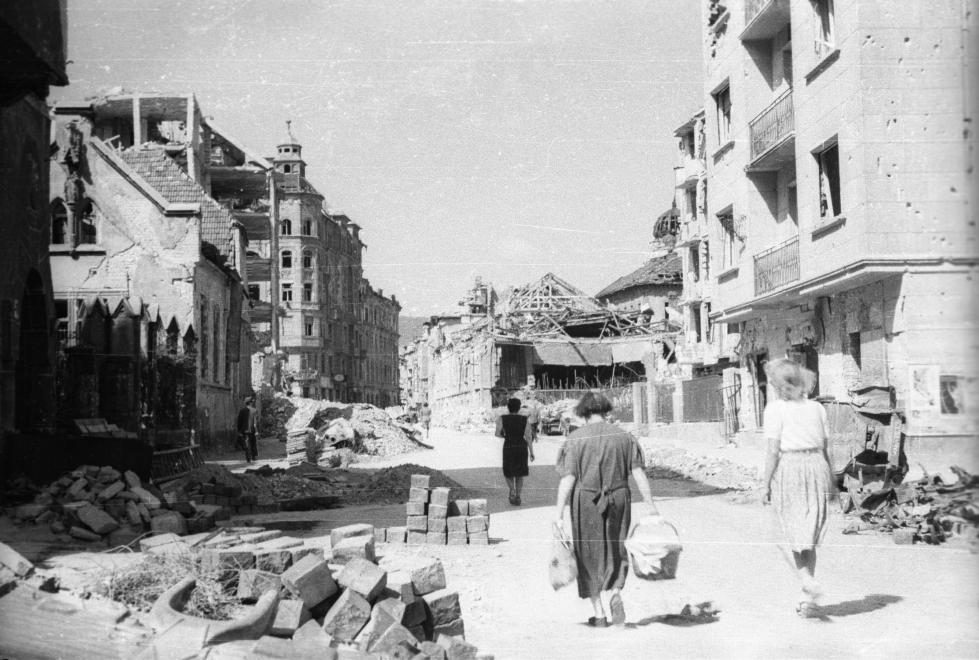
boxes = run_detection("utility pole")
[268,169,281,392]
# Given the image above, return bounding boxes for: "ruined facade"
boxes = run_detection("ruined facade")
[690,0,978,458]
[0,2,68,439]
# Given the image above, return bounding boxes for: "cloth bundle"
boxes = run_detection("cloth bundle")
[549,522,577,590]
[624,515,682,580]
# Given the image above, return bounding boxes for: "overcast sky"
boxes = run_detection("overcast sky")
[52,0,703,316]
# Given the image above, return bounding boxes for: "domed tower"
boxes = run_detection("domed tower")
[274,120,305,177]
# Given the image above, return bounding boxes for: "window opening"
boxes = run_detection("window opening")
[713,84,732,145]
[816,143,841,218]
[302,250,313,268]
[303,282,313,302]
[281,283,293,302]
[280,219,292,236]
[51,199,67,244]
[281,250,292,268]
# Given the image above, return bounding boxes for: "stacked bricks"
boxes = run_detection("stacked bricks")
[389,474,489,546]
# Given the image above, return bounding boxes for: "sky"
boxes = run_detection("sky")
[52,0,704,316]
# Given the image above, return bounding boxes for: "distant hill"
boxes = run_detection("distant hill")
[399,316,430,349]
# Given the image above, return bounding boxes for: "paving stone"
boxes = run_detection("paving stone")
[371,623,419,657]
[446,532,468,546]
[97,466,121,482]
[292,545,325,565]
[69,526,102,542]
[131,486,161,510]
[418,640,448,659]
[407,625,426,643]
[281,554,338,608]
[465,516,488,533]
[407,516,428,532]
[382,570,416,603]
[893,528,916,545]
[322,588,372,643]
[241,530,283,544]
[202,546,256,573]
[256,548,294,574]
[466,500,487,516]
[427,517,447,533]
[251,635,299,658]
[429,488,451,508]
[410,475,430,489]
[293,618,334,647]
[330,524,375,548]
[433,619,466,641]
[102,499,128,521]
[256,536,305,551]
[337,557,388,602]
[467,532,489,545]
[387,527,407,544]
[422,590,461,627]
[406,501,426,516]
[402,599,427,627]
[374,527,387,543]
[435,633,477,659]
[374,597,407,624]
[270,599,311,637]
[123,470,141,489]
[426,531,446,545]
[136,531,182,554]
[0,542,34,577]
[408,559,446,596]
[97,481,125,502]
[331,535,376,564]
[237,569,282,601]
[77,505,119,535]
[446,517,468,534]
[407,531,427,545]
[354,603,399,652]
[427,504,448,519]
[408,488,429,503]
[150,511,187,536]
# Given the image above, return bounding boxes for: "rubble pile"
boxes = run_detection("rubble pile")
[842,466,979,546]
[443,407,496,434]
[380,474,490,546]
[106,524,491,658]
[350,404,425,457]
[638,444,761,491]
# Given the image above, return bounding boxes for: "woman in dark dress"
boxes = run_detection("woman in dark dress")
[496,397,535,505]
[554,391,658,627]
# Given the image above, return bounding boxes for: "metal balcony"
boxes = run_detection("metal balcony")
[754,236,799,296]
[742,0,791,41]
[747,90,794,171]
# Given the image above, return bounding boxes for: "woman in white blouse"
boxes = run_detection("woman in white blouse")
[760,358,835,617]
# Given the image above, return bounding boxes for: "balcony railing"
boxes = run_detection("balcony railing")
[743,0,791,41]
[749,90,794,163]
[754,235,799,296]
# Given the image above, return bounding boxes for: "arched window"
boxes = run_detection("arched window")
[280,218,292,235]
[79,199,98,244]
[283,164,292,174]
[281,250,293,268]
[302,250,313,269]
[51,198,67,245]
[302,219,312,235]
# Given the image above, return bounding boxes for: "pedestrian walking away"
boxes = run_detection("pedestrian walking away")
[554,391,658,627]
[760,358,835,618]
[237,396,258,463]
[496,397,535,505]
[418,403,432,440]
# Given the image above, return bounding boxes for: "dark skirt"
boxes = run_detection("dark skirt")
[502,442,529,478]
[571,486,632,598]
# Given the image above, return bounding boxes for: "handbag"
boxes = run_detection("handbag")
[624,515,682,580]
[548,522,577,591]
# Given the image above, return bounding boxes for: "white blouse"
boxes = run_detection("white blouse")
[763,399,828,452]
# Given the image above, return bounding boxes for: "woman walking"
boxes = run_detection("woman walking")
[554,391,657,627]
[760,358,835,617]
[496,397,535,505]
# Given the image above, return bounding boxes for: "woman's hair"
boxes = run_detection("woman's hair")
[764,357,815,401]
[507,397,522,413]
[574,391,613,418]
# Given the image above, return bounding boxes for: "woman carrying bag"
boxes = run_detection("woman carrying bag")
[553,391,658,627]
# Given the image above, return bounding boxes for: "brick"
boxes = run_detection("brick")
[331,535,376,564]
[241,530,283,544]
[322,588,372,643]
[418,641,448,659]
[256,549,294,574]
[386,527,407,544]
[465,516,488,533]
[406,501,426,516]
[131,486,161,510]
[69,526,102,542]
[123,470,141,489]
[354,603,399,652]
[67,478,88,499]
[281,554,338,608]
[370,623,419,657]
[426,531,447,545]
[383,570,416,603]
[136,503,152,523]
[448,500,469,517]
[447,532,468,546]
[77,504,119,535]
[446,517,468,533]
[407,516,428,532]
[422,590,461,627]
[150,511,187,536]
[95,481,124,502]
[237,569,282,601]
[407,531,427,545]
[125,501,142,526]
[408,559,446,596]
[330,524,375,548]
[427,504,448,519]
[435,633,476,659]
[374,527,387,544]
[467,532,489,545]
[97,466,121,482]
[270,599,311,637]
[467,499,487,516]
[410,474,431,489]
[429,488,450,507]
[408,488,429,503]
[337,557,387,603]
[427,517,447,533]
[0,542,33,577]
[433,619,465,640]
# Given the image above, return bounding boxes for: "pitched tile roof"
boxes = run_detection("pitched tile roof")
[595,252,683,299]
[120,148,233,257]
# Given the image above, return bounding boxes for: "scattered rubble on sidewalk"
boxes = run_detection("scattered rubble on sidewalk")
[638,444,761,492]
[841,465,979,547]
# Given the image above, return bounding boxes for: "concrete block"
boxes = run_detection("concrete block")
[408,559,446,596]
[447,532,468,546]
[354,603,399,652]
[467,500,487,516]
[435,633,476,658]
[465,516,488,533]
[410,474,430,489]
[337,557,388,602]
[446,517,467,534]
[383,570,416,603]
[427,517,447,533]
[322,588,372,643]
[387,527,407,544]
[406,501,426,516]
[422,590,461,627]
[427,504,448,519]
[407,531,427,545]
[69,526,102,542]
[237,569,283,601]
[467,532,489,545]
[370,623,419,657]
[270,599,311,637]
[77,505,119,535]
[433,619,465,640]
[426,531,447,545]
[448,500,468,517]
[281,554,338,608]
[408,488,429,503]
[123,470,141,489]
[131,486,161,510]
[331,535,376,564]
[0,542,33,577]
[150,511,187,536]
[407,516,428,532]
[97,481,125,502]
[330,524,375,548]
[256,549,294,574]
[429,488,450,508]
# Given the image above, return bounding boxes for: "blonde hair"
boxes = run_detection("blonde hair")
[764,357,815,401]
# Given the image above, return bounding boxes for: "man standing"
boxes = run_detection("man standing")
[519,386,542,441]
[237,397,258,463]
[418,403,432,441]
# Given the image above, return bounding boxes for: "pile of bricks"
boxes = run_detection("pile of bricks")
[142,523,492,658]
[381,474,490,546]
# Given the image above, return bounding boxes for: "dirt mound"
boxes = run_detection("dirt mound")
[343,464,474,506]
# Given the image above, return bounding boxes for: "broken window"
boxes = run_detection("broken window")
[303,282,313,302]
[812,0,835,58]
[51,199,67,245]
[247,284,260,300]
[717,209,739,271]
[281,250,292,268]
[816,142,841,218]
[713,84,732,146]
[79,199,98,244]
[54,299,69,346]
[281,283,293,303]
[280,219,292,236]
[302,250,313,269]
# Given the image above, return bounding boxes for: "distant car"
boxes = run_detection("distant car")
[540,411,563,435]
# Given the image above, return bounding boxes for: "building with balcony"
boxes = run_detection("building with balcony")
[696,0,978,456]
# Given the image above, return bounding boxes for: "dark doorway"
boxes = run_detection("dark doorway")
[752,351,769,427]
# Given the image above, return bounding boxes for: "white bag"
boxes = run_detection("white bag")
[624,515,682,580]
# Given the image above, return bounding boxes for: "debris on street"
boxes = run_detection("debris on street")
[638,443,761,492]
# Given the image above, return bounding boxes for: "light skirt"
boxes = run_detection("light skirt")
[772,451,833,552]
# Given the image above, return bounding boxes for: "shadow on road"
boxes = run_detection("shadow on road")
[815,594,903,618]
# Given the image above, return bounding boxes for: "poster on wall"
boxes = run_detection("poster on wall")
[907,365,977,435]
[907,364,939,413]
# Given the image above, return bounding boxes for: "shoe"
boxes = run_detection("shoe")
[514,495,521,506]
[508,494,516,505]
[609,593,626,625]
[587,617,609,628]
[796,601,818,618]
